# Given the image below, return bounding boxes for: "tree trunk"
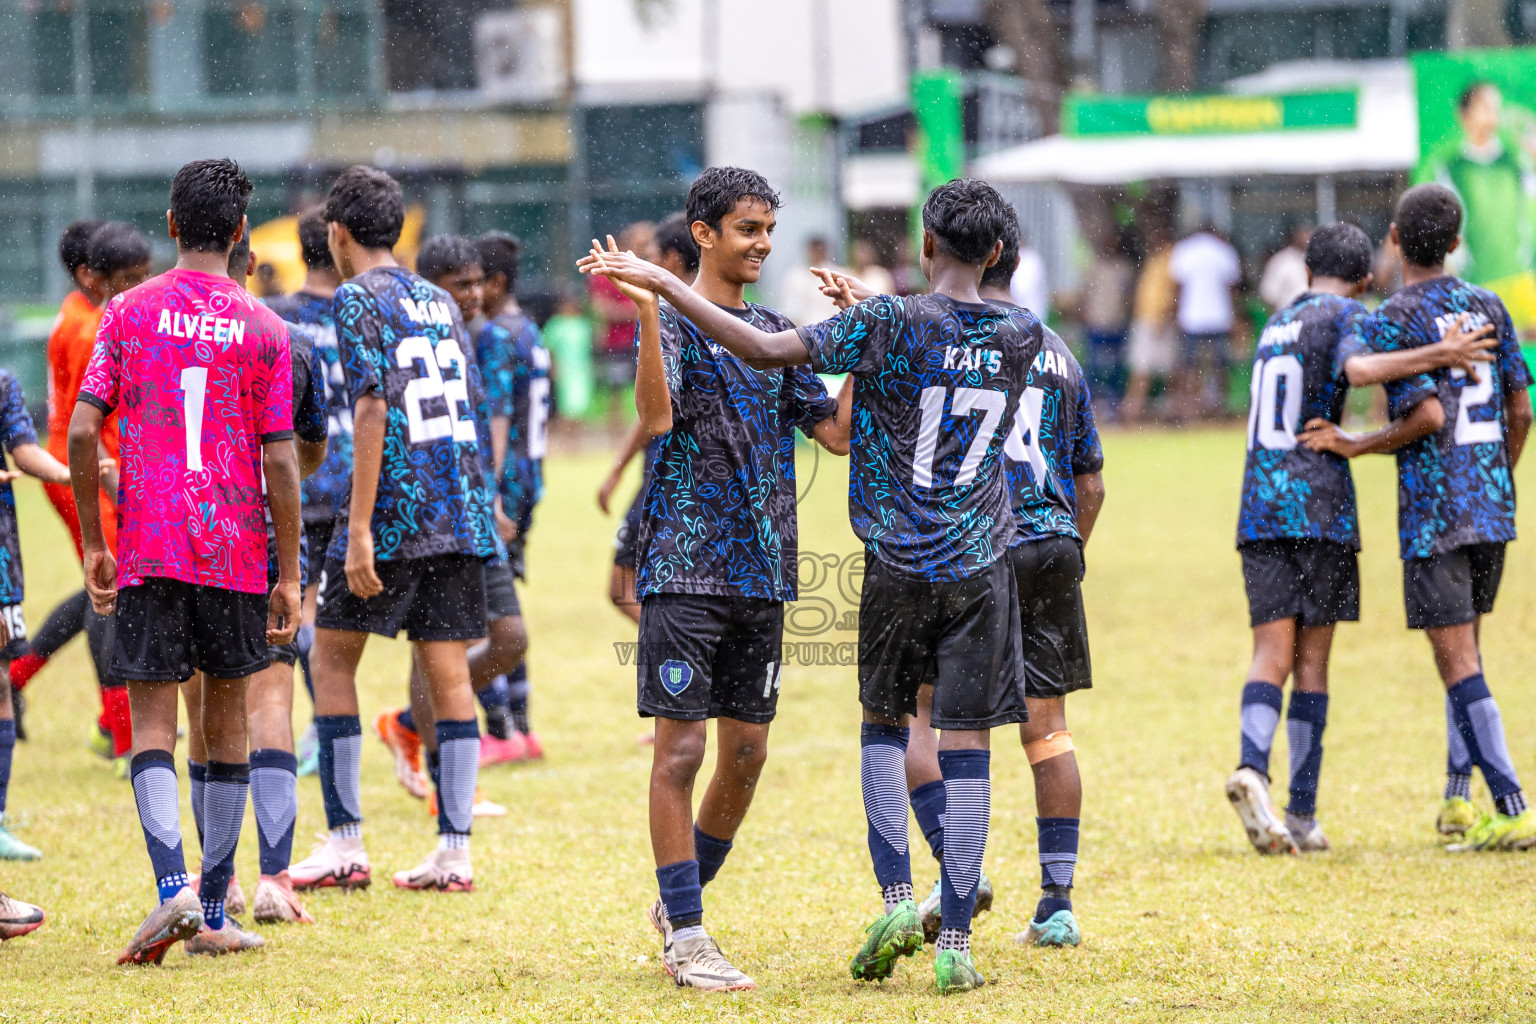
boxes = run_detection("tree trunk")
[1155,0,1209,93]
[984,0,1068,132]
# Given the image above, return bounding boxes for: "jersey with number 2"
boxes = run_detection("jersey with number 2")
[1366,277,1534,559]
[79,267,293,594]
[332,266,496,564]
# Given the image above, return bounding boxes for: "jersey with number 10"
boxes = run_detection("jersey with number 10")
[332,266,496,564]
[1366,276,1534,560]
[79,268,293,594]
[797,294,1044,581]
[1237,292,1380,551]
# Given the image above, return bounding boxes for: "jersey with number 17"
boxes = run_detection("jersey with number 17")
[331,266,496,565]
[1366,277,1535,560]
[78,267,294,594]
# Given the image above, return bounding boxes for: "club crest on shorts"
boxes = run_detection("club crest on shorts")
[659,659,693,696]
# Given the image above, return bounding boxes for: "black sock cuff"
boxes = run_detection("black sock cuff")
[315,714,362,739]
[435,718,481,743]
[206,760,250,783]
[250,748,299,773]
[910,779,946,801]
[860,722,910,747]
[131,749,175,772]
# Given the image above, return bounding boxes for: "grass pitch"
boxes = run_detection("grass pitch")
[3,427,1536,1022]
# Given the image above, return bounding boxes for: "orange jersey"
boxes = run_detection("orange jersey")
[46,290,118,461]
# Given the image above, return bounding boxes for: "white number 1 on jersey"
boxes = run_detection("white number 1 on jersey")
[180,366,208,472]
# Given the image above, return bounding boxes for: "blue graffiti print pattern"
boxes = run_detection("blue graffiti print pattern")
[329,266,496,564]
[267,290,353,523]
[1366,276,1534,559]
[1002,326,1103,544]
[476,311,552,534]
[636,302,836,602]
[1237,293,1373,550]
[0,372,38,605]
[797,294,1044,581]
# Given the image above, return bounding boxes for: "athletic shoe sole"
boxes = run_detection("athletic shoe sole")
[290,868,371,892]
[117,894,204,965]
[0,918,43,940]
[1226,769,1298,855]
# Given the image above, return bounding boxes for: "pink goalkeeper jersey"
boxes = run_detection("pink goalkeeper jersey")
[79,268,293,594]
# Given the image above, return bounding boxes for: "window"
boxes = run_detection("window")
[203,1,300,97]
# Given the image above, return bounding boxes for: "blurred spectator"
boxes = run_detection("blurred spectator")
[588,220,655,429]
[1122,229,1178,424]
[1010,231,1049,318]
[783,235,843,326]
[254,262,281,297]
[1259,222,1312,310]
[891,238,919,295]
[544,285,595,421]
[1170,225,1242,420]
[1076,227,1137,409]
[852,239,896,296]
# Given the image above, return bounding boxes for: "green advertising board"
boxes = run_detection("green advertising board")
[1414,49,1536,338]
[1062,90,1357,138]
[911,69,965,188]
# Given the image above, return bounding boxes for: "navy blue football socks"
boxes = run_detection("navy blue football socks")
[938,748,990,935]
[1285,691,1328,818]
[656,859,704,929]
[435,719,480,840]
[909,779,946,862]
[1239,681,1283,777]
[0,718,13,816]
[1444,695,1474,801]
[250,748,299,877]
[397,707,415,734]
[694,825,733,886]
[860,723,912,904]
[1447,674,1527,817]
[130,751,188,904]
[507,664,532,735]
[476,676,512,740]
[187,759,207,847]
[198,760,249,930]
[1035,816,1078,922]
[316,714,363,832]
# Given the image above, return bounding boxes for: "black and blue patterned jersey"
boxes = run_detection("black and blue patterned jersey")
[476,309,552,534]
[1366,276,1535,560]
[329,266,496,564]
[0,371,37,606]
[796,294,1044,581]
[636,301,836,602]
[1237,292,1373,551]
[265,322,328,580]
[267,290,352,524]
[1000,323,1103,544]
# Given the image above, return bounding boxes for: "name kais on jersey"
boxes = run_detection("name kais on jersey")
[154,310,247,345]
[401,297,455,327]
[1257,320,1303,351]
[1031,348,1073,378]
[943,345,1003,375]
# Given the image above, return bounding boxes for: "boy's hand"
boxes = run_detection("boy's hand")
[812,268,876,306]
[597,466,622,515]
[1298,419,1359,458]
[495,508,519,544]
[0,469,21,485]
[1434,314,1497,373]
[578,243,668,294]
[345,529,383,599]
[592,236,659,308]
[83,545,118,615]
[266,579,301,645]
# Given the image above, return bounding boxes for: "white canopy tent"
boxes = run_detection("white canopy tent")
[972,60,1418,185]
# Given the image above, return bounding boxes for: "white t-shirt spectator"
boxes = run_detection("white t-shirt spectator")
[1009,246,1049,318]
[1170,232,1241,334]
[1259,244,1309,310]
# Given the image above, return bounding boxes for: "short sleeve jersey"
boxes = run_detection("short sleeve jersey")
[0,372,40,605]
[79,268,293,594]
[266,290,351,523]
[1001,323,1103,544]
[476,310,553,532]
[1365,277,1535,560]
[1237,292,1376,551]
[330,266,496,564]
[796,294,1044,581]
[285,322,329,448]
[636,301,836,602]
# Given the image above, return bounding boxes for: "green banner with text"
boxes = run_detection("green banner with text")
[1063,90,1357,138]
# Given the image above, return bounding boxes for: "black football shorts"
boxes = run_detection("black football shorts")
[858,556,1027,730]
[1403,542,1505,630]
[1010,536,1091,699]
[636,593,784,724]
[484,557,522,620]
[317,552,488,642]
[303,518,334,589]
[1240,539,1360,628]
[113,577,270,683]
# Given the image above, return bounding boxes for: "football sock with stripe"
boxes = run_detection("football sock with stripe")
[435,719,479,843]
[1239,681,1283,777]
[188,760,207,848]
[476,675,512,740]
[130,751,188,903]
[861,723,913,908]
[507,664,532,735]
[1285,691,1328,818]
[250,748,298,876]
[1444,695,1473,801]
[693,824,733,886]
[938,748,990,935]
[316,714,363,835]
[1447,674,1526,817]
[909,779,946,862]
[656,859,703,930]
[198,761,249,930]
[1034,816,1078,923]
[397,707,416,735]
[0,718,13,815]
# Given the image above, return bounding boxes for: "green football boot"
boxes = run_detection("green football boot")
[86,723,112,761]
[933,948,985,994]
[0,816,39,861]
[918,873,995,943]
[1436,796,1483,836]
[849,898,923,981]
[1448,808,1536,852]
